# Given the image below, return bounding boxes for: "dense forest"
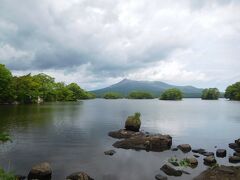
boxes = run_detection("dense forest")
[0,64,95,104]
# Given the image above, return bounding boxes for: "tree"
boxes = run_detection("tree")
[0,64,14,103]
[55,82,76,101]
[225,82,240,100]
[128,91,153,99]
[201,88,220,100]
[13,74,40,104]
[103,92,122,99]
[160,88,182,100]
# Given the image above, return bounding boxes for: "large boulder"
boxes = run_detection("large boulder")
[194,165,240,180]
[186,157,198,168]
[125,112,141,132]
[108,129,145,139]
[204,156,217,166]
[66,172,94,180]
[177,144,191,153]
[160,164,182,176]
[229,156,240,163]
[113,134,172,152]
[235,139,240,146]
[28,162,52,180]
[155,174,167,180]
[216,149,227,158]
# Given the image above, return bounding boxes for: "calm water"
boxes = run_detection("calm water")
[0,99,240,180]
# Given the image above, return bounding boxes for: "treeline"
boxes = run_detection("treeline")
[0,64,95,104]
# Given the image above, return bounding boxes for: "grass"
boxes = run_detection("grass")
[0,132,12,143]
[168,157,190,168]
[0,168,16,180]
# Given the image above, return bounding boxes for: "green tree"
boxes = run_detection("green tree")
[13,74,40,104]
[103,92,122,99]
[128,91,153,99]
[201,88,220,100]
[225,82,240,100]
[160,88,183,100]
[0,64,14,103]
[66,83,90,100]
[55,82,76,101]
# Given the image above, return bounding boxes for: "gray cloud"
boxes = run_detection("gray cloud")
[0,0,240,90]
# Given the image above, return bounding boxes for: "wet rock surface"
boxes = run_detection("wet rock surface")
[186,157,198,168]
[104,150,116,156]
[66,172,94,180]
[155,174,168,180]
[204,156,217,166]
[28,162,52,180]
[194,165,240,180]
[177,144,191,153]
[108,129,145,139]
[160,164,182,176]
[216,149,227,157]
[112,133,172,151]
[229,156,240,163]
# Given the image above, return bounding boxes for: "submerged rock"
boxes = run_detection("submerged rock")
[186,157,198,168]
[235,139,240,146]
[125,112,141,132]
[66,172,94,180]
[194,165,240,180]
[112,134,172,152]
[155,174,167,180]
[192,148,206,155]
[229,143,239,150]
[171,147,178,151]
[28,162,52,180]
[104,150,116,156]
[216,149,227,158]
[204,156,217,166]
[234,152,240,157]
[108,129,145,139]
[234,148,240,153]
[160,164,182,176]
[177,144,191,153]
[229,156,240,163]
[203,152,214,157]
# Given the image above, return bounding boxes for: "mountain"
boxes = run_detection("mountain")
[91,79,204,98]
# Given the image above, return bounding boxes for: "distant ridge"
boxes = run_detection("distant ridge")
[91,79,204,98]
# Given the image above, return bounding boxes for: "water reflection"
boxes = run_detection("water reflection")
[0,99,240,179]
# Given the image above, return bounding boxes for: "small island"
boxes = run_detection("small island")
[225,82,240,100]
[128,91,154,99]
[201,88,220,100]
[160,88,183,100]
[103,92,122,99]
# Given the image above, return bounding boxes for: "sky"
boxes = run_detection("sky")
[0,0,239,91]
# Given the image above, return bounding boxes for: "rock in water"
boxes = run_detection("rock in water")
[202,152,214,157]
[104,150,116,156]
[108,129,145,139]
[186,157,198,168]
[204,156,217,166]
[113,134,172,152]
[66,172,94,180]
[229,156,240,163]
[28,162,52,180]
[155,174,168,180]
[177,144,191,153]
[160,164,182,176]
[194,165,240,180]
[216,149,226,158]
[229,143,239,150]
[125,112,141,132]
[234,152,240,157]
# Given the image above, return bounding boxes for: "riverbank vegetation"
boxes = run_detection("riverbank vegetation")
[103,92,122,99]
[160,88,183,100]
[0,132,12,143]
[201,88,220,100]
[0,168,15,180]
[0,64,95,104]
[128,91,154,99]
[225,82,240,100]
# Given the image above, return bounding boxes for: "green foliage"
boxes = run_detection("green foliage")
[225,82,240,100]
[128,91,153,99]
[0,132,12,143]
[160,88,183,100]
[125,112,141,131]
[201,88,220,100]
[0,64,95,104]
[0,64,15,103]
[168,157,190,168]
[103,92,122,99]
[0,168,16,180]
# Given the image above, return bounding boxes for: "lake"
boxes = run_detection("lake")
[0,99,240,180]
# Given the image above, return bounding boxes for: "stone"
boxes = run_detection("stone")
[216,149,226,158]
[104,150,116,156]
[192,148,206,154]
[204,156,217,166]
[113,134,172,152]
[160,164,182,176]
[125,112,141,132]
[194,165,240,180]
[108,129,145,139]
[66,172,94,180]
[155,174,167,180]
[229,156,240,163]
[202,152,214,157]
[234,152,240,157]
[234,148,240,153]
[193,154,200,158]
[229,143,239,150]
[181,170,190,175]
[235,139,240,146]
[28,162,52,180]
[171,148,178,151]
[177,144,191,153]
[186,157,198,168]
